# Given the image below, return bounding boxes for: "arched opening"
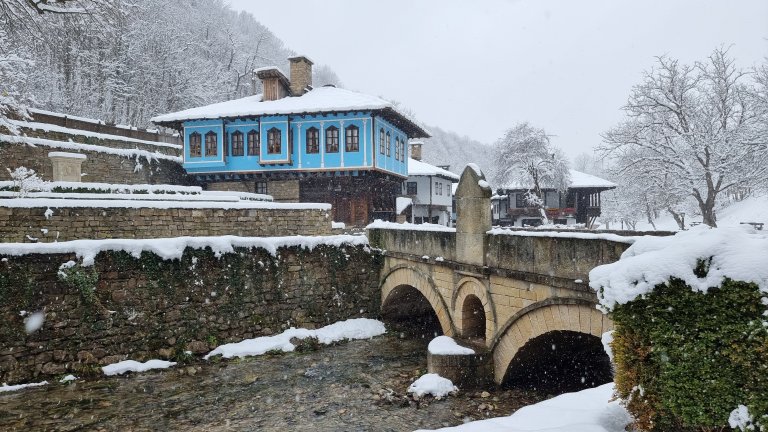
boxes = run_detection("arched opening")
[381,285,443,340]
[502,330,612,394]
[461,294,485,341]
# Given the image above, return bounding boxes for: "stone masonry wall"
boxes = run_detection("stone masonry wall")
[368,227,633,283]
[0,141,190,185]
[0,243,382,384]
[0,206,331,242]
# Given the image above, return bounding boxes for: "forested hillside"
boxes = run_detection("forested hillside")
[0,0,339,128]
[420,125,494,175]
[2,0,489,170]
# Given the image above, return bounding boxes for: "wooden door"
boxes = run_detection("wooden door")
[351,197,368,226]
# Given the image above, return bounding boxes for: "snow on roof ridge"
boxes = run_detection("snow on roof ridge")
[569,169,617,188]
[498,169,616,190]
[150,87,429,136]
[253,65,288,77]
[408,158,460,181]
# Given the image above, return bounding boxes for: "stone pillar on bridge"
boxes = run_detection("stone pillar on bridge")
[455,164,492,266]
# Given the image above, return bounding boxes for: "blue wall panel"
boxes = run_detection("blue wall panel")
[182,111,409,177]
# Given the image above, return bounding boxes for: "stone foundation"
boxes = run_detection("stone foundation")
[0,242,382,384]
[427,349,493,389]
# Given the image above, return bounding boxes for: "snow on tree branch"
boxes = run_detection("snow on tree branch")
[599,48,768,227]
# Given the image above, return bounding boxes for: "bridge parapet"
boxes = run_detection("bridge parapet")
[367,226,637,286]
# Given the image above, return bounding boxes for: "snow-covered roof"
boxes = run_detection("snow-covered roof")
[407,158,460,181]
[151,86,430,137]
[396,197,412,214]
[499,169,616,190]
[569,170,617,188]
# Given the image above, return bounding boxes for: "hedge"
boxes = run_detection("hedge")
[609,277,767,431]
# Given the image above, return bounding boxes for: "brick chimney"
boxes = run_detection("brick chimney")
[288,55,313,96]
[254,67,291,101]
[410,140,423,161]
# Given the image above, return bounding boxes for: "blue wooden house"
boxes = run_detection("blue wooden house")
[152,56,430,225]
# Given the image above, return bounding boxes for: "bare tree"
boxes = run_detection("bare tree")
[600,48,768,227]
[493,122,571,221]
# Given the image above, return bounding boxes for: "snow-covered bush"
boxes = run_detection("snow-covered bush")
[6,167,46,197]
[591,228,768,431]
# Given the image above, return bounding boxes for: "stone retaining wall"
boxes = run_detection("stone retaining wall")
[0,205,332,242]
[0,140,189,185]
[0,242,382,384]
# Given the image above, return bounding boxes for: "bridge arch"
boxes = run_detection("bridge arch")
[380,265,455,337]
[491,298,613,385]
[452,277,496,343]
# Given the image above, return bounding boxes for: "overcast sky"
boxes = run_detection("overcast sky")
[227,0,768,159]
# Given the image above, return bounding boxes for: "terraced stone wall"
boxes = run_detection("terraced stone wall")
[0,205,332,242]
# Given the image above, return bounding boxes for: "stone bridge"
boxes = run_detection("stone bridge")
[367,166,665,388]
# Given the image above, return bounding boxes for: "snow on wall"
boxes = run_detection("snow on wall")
[0,181,203,195]
[0,197,325,210]
[488,227,637,244]
[0,134,182,164]
[0,234,369,266]
[366,220,456,232]
[10,120,182,150]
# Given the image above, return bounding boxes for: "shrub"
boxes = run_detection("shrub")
[610,277,768,431]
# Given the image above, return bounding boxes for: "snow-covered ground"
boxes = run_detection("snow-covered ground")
[632,194,768,231]
[415,383,632,432]
[204,318,386,359]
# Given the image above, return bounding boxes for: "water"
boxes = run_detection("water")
[0,334,545,431]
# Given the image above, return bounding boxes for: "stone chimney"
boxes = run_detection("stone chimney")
[288,55,313,96]
[254,67,291,101]
[410,140,423,161]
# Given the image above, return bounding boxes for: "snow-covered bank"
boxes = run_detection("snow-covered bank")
[204,318,386,359]
[414,383,632,432]
[0,381,48,393]
[102,360,176,376]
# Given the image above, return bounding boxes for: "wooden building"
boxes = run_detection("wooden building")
[492,170,616,228]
